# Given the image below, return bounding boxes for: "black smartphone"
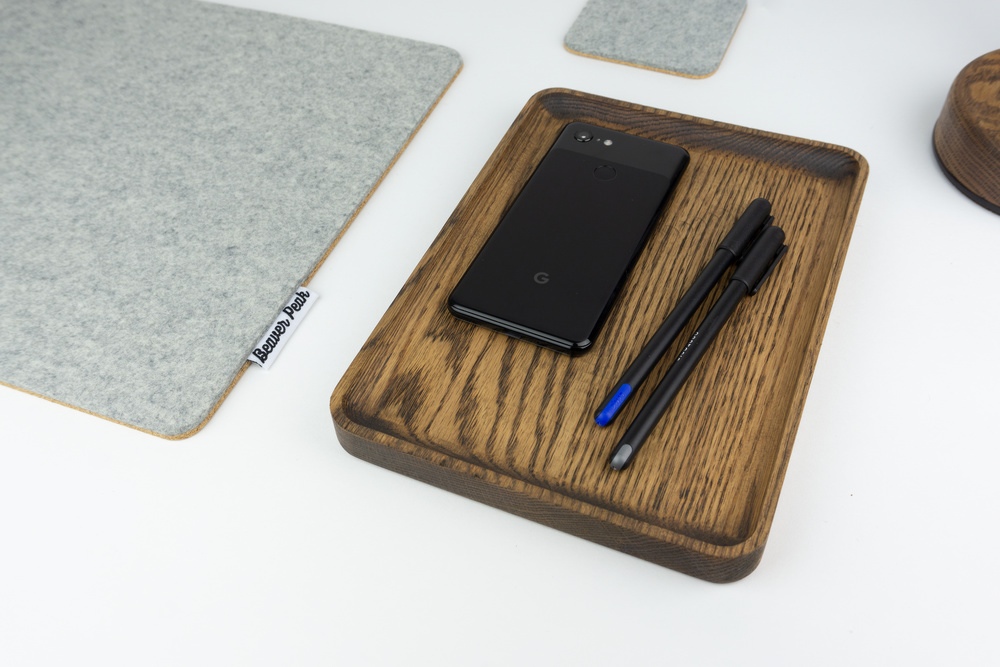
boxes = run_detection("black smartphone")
[448,122,689,353]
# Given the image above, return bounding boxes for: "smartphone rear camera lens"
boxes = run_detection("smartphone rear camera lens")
[574,130,593,142]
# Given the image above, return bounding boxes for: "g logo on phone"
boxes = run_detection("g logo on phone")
[533,271,550,285]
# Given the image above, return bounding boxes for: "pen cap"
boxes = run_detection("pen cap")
[732,226,787,295]
[718,198,772,259]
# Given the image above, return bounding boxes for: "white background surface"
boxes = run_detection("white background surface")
[3,1,999,664]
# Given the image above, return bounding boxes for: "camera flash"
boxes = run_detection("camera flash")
[603,139,613,146]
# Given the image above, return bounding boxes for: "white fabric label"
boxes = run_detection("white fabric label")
[248,287,317,369]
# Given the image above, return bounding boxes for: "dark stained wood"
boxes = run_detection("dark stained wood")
[934,49,1000,214]
[330,89,868,582]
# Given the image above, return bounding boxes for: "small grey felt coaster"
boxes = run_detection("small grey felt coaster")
[0,0,461,437]
[565,0,747,78]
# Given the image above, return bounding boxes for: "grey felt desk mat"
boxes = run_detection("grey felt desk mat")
[565,0,746,78]
[0,0,461,437]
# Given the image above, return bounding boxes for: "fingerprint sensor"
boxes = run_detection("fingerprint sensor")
[593,165,617,180]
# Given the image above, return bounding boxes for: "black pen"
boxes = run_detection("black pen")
[608,225,788,471]
[594,198,774,427]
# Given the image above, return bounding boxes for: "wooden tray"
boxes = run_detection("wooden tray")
[330,89,868,582]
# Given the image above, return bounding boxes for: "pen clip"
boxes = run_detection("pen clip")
[732,226,787,295]
[748,242,787,295]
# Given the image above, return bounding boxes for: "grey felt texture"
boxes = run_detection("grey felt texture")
[0,0,461,436]
[565,0,746,78]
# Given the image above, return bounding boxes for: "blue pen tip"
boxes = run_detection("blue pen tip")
[595,384,632,426]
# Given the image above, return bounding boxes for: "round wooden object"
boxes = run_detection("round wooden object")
[934,49,1000,214]
[934,51,1000,213]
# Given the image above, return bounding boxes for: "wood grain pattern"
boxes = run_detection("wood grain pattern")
[934,49,1000,214]
[330,89,868,582]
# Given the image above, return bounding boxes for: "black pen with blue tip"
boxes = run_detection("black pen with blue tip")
[594,197,775,428]
[608,224,788,471]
